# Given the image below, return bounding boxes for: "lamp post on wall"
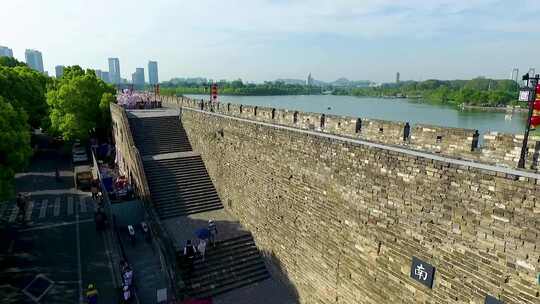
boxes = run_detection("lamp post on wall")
[517,73,540,169]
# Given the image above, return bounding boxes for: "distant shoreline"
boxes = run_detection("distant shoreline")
[461,104,527,113]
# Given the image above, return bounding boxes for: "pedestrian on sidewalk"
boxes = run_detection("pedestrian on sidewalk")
[208,220,218,247]
[85,283,98,304]
[121,284,132,303]
[123,266,133,287]
[197,239,207,261]
[16,193,28,223]
[91,180,99,200]
[55,167,61,182]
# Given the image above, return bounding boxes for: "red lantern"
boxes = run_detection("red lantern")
[534,101,540,111]
[537,84,540,94]
[531,115,540,127]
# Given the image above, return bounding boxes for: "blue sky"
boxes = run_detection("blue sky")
[0,0,538,83]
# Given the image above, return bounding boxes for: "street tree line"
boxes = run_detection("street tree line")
[0,58,115,200]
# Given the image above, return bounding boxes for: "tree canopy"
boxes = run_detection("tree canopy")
[339,78,520,107]
[0,56,27,68]
[47,66,116,141]
[0,65,49,128]
[0,96,32,200]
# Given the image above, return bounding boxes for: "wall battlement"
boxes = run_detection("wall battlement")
[160,95,540,171]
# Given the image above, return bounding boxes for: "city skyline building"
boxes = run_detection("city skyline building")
[307,73,314,86]
[528,67,536,77]
[25,49,44,73]
[108,57,121,84]
[0,46,13,58]
[132,67,145,86]
[148,61,159,85]
[396,72,400,83]
[55,65,64,78]
[101,71,110,83]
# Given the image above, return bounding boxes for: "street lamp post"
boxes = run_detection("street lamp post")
[517,73,540,169]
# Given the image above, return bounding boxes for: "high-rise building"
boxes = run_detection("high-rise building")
[25,49,44,73]
[108,58,121,84]
[95,69,103,79]
[148,61,159,85]
[132,68,145,86]
[528,68,536,77]
[307,73,313,86]
[101,71,110,83]
[396,72,400,83]
[0,46,13,57]
[55,65,64,78]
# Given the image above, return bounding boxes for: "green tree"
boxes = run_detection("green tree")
[0,96,32,200]
[0,65,49,128]
[0,57,27,68]
[47,66,115,141]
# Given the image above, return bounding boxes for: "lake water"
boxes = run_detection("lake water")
[186,94,526,135]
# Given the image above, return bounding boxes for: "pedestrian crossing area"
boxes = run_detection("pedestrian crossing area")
[1,195,97,223]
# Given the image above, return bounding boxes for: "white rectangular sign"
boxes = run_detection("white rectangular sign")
[519,90,530,102]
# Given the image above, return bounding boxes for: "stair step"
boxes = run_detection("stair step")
[187,268,270,298]
[158,205,223,218]
[188,257,266,288]
[148,180,215,191]
[192,247,261,274]
[193,272,271,299]
[155,199,222,211]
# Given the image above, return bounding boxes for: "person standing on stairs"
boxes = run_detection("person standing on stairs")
[197,239,207,261]
[208,220,218,247]
[183,240,197,276]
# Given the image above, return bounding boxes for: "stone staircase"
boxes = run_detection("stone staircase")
[178,234,270,299]
[143,155,223,219]
[129,116,192,155]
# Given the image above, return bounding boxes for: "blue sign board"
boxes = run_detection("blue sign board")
[485,295,503,304]
[410,256,435,289]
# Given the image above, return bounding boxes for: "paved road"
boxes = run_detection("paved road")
[0,150,118,303]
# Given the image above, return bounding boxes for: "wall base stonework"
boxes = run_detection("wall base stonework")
[180,107,540,304]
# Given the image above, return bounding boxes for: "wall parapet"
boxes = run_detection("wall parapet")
[161,96,539,171]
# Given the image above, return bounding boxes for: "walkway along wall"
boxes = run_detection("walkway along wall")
[178,107,540,304]
[161,95,540,171]
[110,103,181,299]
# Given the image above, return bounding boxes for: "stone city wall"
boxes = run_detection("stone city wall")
[179,107,540,304]
[160,95,539,170]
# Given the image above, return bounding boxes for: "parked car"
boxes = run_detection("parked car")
[74,165,92,190]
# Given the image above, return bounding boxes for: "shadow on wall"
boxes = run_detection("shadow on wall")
[170,216,300,304]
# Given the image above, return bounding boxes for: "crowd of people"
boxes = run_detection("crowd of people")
[116,90,162,109]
